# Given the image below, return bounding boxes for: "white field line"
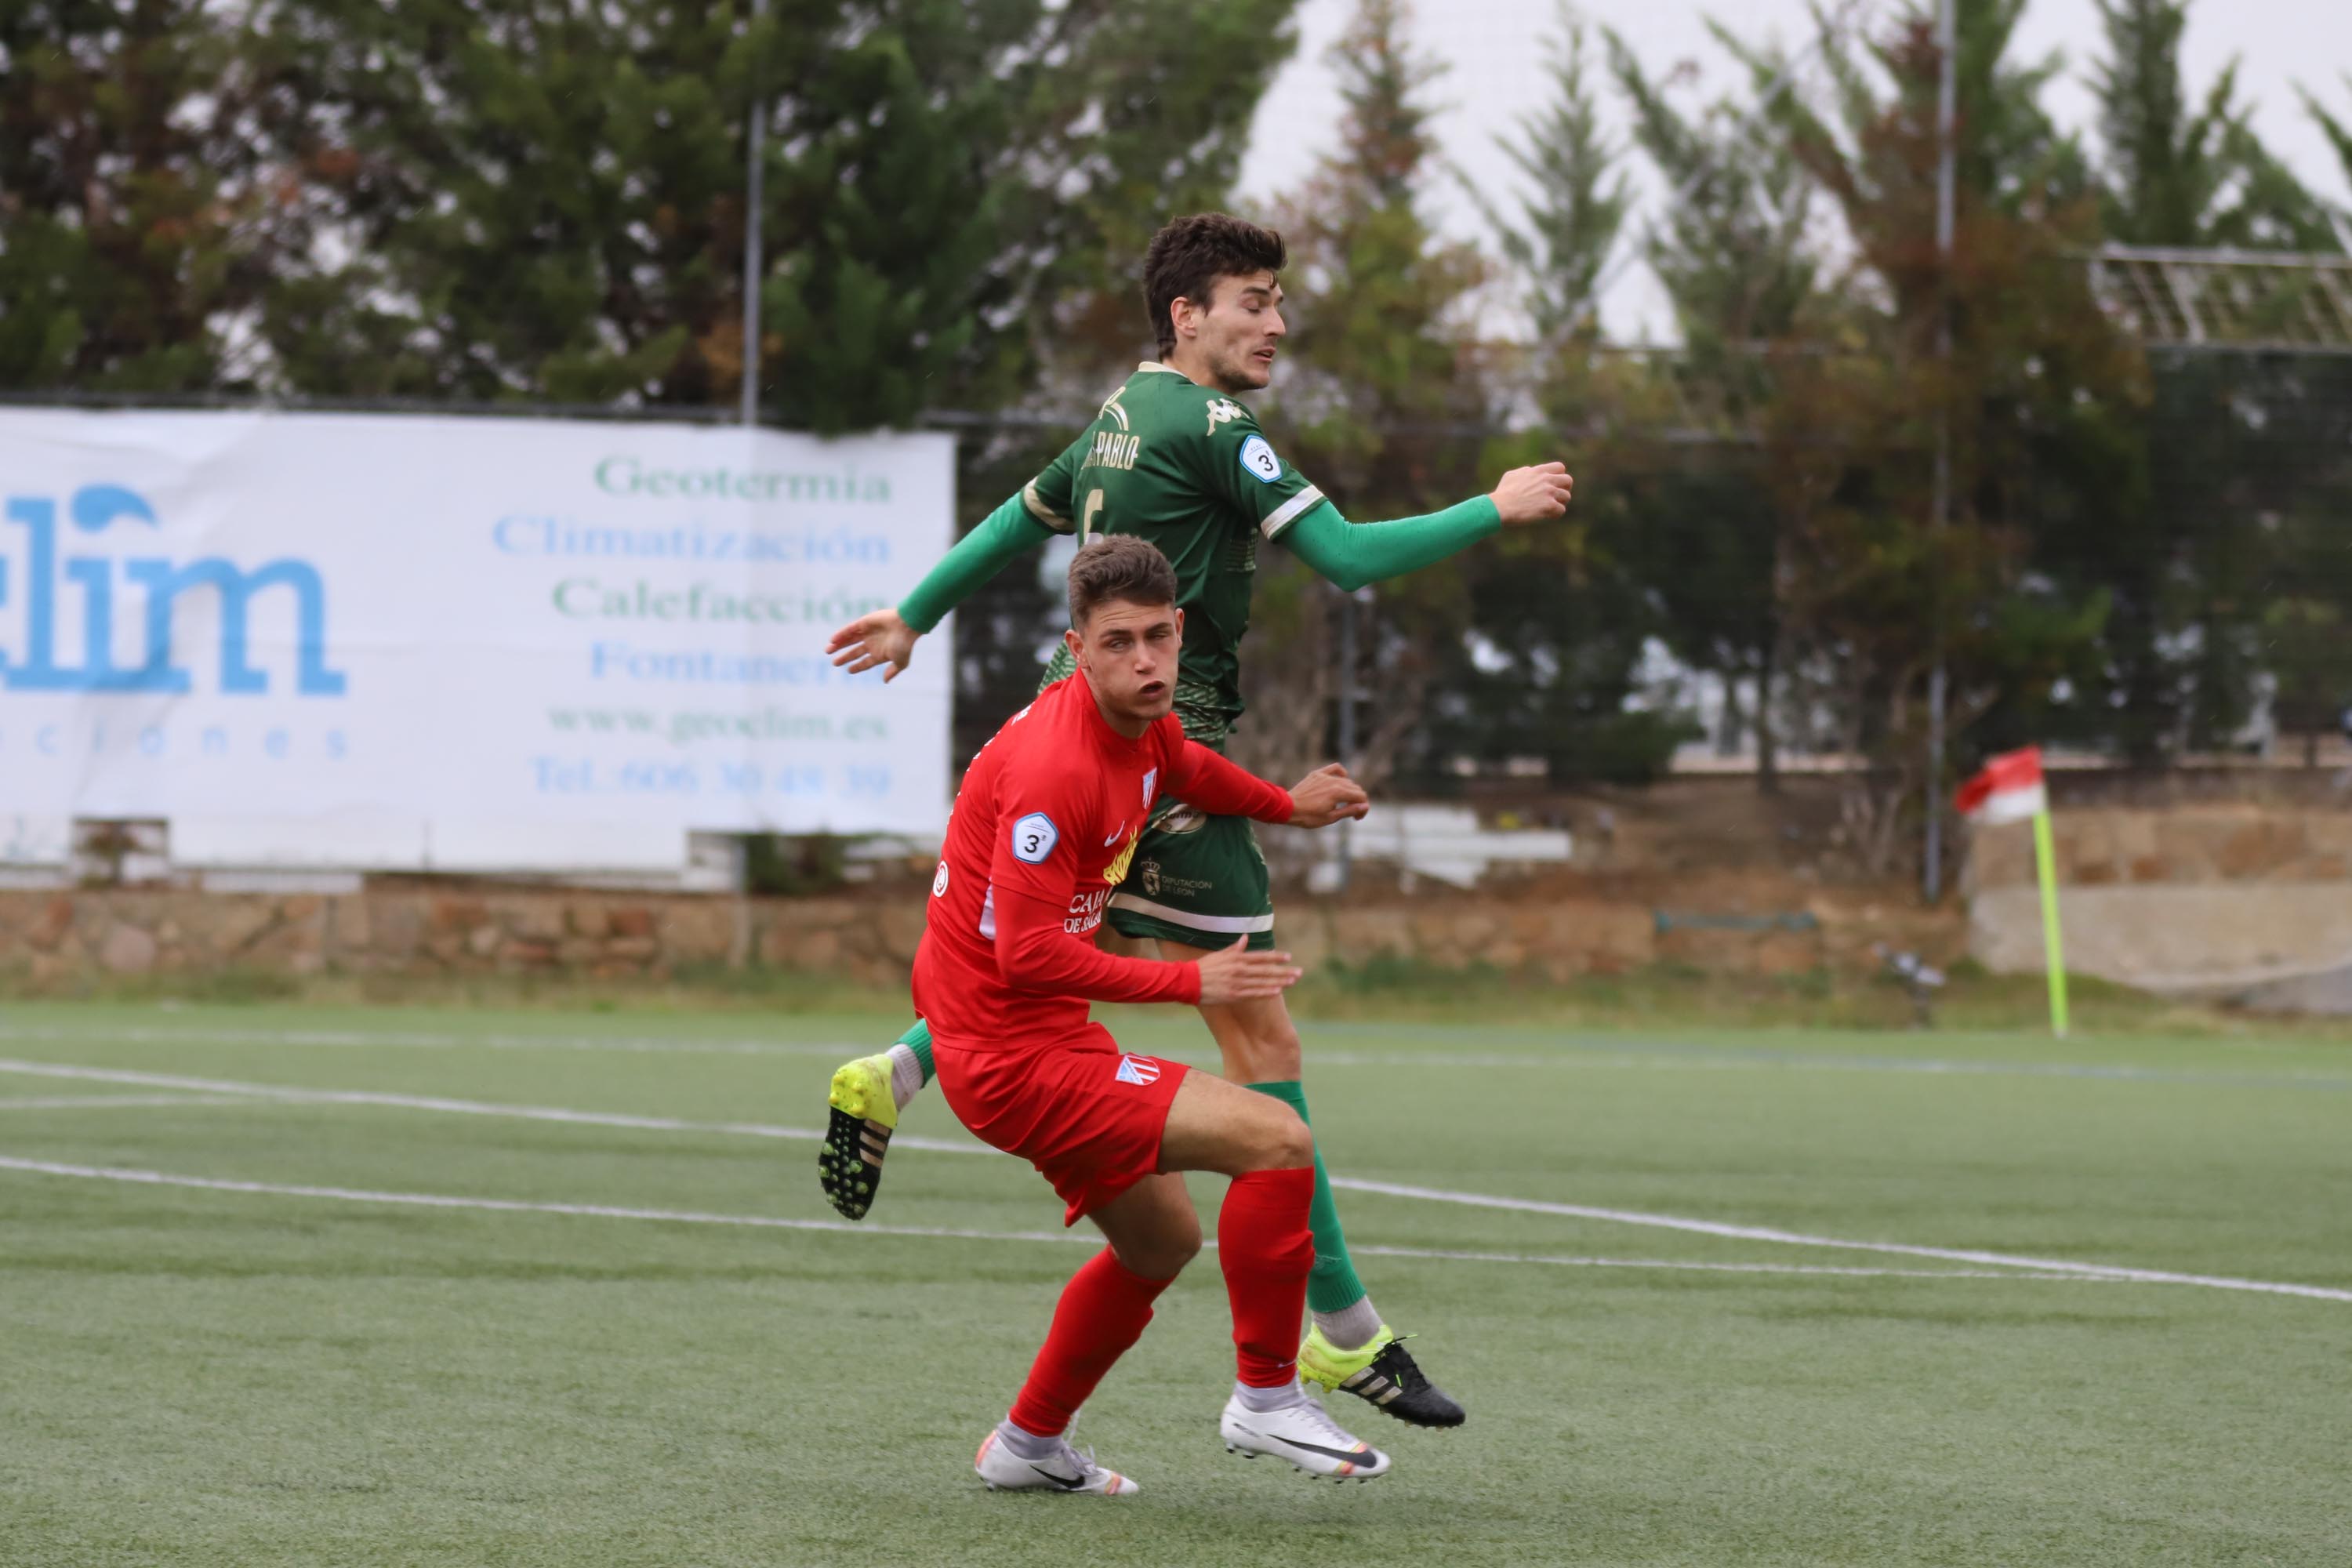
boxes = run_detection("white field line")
[1329,1178,2352,1305]
[0,1022,862,1060]
[0,1155,2117,1287]
[0,1094,249,1112]
[0,1058,983,1154]
[3,1021,2344,1092]
[6,1058,2346,1305]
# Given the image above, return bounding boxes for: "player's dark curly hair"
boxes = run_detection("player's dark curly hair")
[1142,213,1287,358]
[1068,535,1178,628]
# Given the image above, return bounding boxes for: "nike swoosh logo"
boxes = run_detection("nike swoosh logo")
[1027,1463,1089,1490]
[1243,1426,1367,1465]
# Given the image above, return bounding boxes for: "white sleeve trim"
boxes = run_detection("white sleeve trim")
[1022,479,1075,534]
[1259,485,1327,540]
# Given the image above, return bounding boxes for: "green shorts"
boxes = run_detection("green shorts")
[1106,797,1277,953]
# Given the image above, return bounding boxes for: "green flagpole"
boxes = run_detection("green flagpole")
[2031,807,2069,1037]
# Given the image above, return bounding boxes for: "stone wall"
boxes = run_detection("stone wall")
[1967,806,2352,889]
[1965,806,2352,993]
[0,880,1933,989]
[0,887,914,989]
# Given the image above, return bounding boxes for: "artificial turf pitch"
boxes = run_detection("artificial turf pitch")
[2,1001,2347,1566]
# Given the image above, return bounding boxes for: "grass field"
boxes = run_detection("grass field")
[4,1000,2349,1566]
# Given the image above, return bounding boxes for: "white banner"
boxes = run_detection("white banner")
[0,411,953,866]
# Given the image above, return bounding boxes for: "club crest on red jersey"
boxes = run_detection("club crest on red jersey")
[1114,1055,1161,1087]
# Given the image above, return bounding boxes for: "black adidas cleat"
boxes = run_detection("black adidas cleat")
[1298,1325,1467,1428]
[817,1055,896,1221]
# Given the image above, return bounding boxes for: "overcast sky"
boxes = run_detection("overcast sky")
[1236,0,2352,339]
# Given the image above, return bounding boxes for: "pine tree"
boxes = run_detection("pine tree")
[1475,6,1629,347]
[248,0,1304,427]
[2067,0,2341,761]
[245,0,750,404]
[2310,78,2352,224]
[1243,0,1497,789]
[1602,34,1824,786]
[1276,0,1485,464]
[2094,0,2335,249]
[1719,0,2140,859]
[0,1,296,390]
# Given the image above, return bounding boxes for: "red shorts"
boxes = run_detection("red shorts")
[931,1022,1190,1226]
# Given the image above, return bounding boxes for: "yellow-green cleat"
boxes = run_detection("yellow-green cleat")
[1298,1324,1465,1428]
[818,1054,898,1221]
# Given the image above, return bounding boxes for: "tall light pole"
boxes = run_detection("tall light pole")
[732,0,770,954]
[1923,0,1957,902]
[1334,588,1359,892]
[739,0,768,428]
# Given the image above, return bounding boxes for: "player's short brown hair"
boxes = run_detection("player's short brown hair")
[1142,213,1287,358]
[1068,535,1178,628]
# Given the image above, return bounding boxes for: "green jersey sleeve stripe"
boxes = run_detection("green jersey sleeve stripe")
[1022,478,1074,533]
[1259,485,1327,540]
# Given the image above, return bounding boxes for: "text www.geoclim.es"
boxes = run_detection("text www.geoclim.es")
[545,708,887,747]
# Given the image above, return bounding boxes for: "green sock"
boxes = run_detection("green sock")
[895,1020,935,1085]
[1247,1080,1370,1315]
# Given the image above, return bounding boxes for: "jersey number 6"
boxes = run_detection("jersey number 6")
[1082,488,1105,543]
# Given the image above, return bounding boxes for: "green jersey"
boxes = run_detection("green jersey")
[1029,361,1329,743]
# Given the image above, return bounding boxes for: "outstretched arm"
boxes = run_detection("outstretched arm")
[897,493,1058,633]
[826,494,1055,681]
[1164,742,1370,829]
[829,430,1087,681]
[1279,495,1500,593]
[1277,463,1576,593]
[1166,741,1296,824]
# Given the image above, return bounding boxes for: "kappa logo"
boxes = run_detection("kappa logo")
[1114,1055,1162,1087]
[1206,398,1245,436]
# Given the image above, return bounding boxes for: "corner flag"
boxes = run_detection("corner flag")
[1957,746,2068,1036]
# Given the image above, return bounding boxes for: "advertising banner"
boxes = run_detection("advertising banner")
[0,411,953,866]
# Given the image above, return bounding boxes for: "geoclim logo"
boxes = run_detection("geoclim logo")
[2,485,346,696]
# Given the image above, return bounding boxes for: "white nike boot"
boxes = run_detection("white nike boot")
[1220,1384,1392,1482]
[975,1425,1140,1496]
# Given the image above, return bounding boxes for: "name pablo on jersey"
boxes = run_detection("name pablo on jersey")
[1085,429,1142,471]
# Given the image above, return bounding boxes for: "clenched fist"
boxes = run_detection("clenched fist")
[1287,762,1371,829]
[1490,462,1574,526]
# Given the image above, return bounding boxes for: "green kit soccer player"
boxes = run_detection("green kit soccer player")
[820,212,1574,1429]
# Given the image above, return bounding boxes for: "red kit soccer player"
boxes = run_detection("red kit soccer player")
[914,536,1391,1494]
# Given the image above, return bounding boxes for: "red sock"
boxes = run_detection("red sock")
[1218,1166,1316,1387]
[1007,1248,1173,1436]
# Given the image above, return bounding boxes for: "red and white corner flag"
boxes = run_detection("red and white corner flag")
[1953,744,2070,1036]
[1954,746,2048,826]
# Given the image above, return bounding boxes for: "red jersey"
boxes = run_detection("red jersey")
[912,673,1294,1047]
